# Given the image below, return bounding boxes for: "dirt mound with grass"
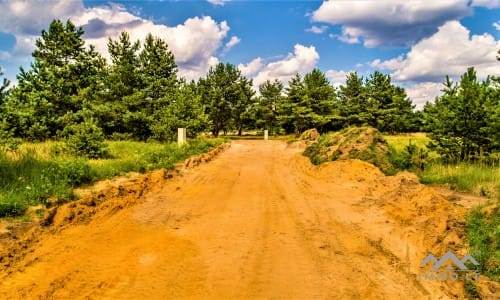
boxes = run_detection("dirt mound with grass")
[299,128,320,145]
[303,126,395,174]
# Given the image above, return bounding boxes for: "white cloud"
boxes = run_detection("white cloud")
[372,21,500,82]
[252,44,320,88]
[0,1,231,80]
[312,0,473,47]
[207,0,229,6]
[238,57,263,77]
[325,69,350,87]
[471,0,500,8]
[493,21,500,31]
[222,36,240,55]
[405,82,444,109]
[306,25,328,34]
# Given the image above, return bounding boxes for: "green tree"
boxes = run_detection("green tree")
[232,76,255,136]
[279,73,310,136]
[424,68,499,161]
[0,67,9,104]
[302,68,336,132]
[95,31,142,138]
[338,72,369,127]
[150,81,207,141]
[3,19,104,140]
[256,79,283,135]
[199,62,242,137]
[365,71,414,133]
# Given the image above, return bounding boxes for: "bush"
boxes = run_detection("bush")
[64,121,109,159]
[389,141,428,172]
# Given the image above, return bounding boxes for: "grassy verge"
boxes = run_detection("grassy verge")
[420,163,500,199]
[465,203,499,281]
[0,138,226,217]
[384,134,499,200]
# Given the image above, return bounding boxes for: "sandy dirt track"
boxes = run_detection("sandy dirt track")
[0,140,476,299]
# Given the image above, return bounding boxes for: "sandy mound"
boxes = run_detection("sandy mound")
[303,126,394,173]
[299,128,320,145]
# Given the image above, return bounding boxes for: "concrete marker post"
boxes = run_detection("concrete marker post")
[264,130,269,141]
[178,128,186,146]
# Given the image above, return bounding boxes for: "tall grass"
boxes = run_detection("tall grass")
[384,134,499,200]
[465,203,499,281]
[421,163,500,199]
[0,139,225,217]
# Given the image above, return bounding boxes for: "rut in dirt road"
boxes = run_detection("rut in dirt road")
[0,140,467,299]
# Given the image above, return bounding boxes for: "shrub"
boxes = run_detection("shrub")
[64,121,109,159]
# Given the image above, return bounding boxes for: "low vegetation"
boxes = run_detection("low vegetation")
[465,203,500,281]
[0,139,225,217]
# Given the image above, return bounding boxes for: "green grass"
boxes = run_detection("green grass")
[420,163,500,200]
[0,138,226,217]
[465,202,500,281]
[384,133,499,200]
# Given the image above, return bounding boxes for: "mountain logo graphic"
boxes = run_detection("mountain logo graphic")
[420,250,479,271]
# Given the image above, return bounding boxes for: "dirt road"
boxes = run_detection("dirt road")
[0,140,470,299]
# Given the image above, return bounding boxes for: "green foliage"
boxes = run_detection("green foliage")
[423,68,499,162]
[279,70,336,136]
[63,120,109,159]
[465,203,500,281]
[199,62,252,137]
[255,79,283,135]
[337,71,416,133]
[303,127,396,174]
[0,139,225,217]
[0,66,10,105]
[389,140,428,172]
[3,19,105,140]
[150,81,208,142]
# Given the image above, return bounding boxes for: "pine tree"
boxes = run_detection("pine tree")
[150,80,207,141]
[3,19,104,140]
[256,79,283,135]
[338,72,368,127]
[280,73,310,136]
[96,31,141,138]
[199,63,242,137]
[303,68,336,132]
[233,76,255,136]
[424,68,499,161]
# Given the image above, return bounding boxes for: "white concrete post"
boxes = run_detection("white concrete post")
[178,128,186,146]
[264,130,269,141]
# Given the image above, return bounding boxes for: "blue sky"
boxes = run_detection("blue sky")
[0,0,499,108]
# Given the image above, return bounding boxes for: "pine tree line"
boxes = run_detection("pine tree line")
[0,19,498,160]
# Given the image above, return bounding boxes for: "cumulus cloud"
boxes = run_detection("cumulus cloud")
[405,82,444,109]
[306,25,328,34]
[325,69,350,87]
[0,1,231,80]
[251,44,319,87]
[238,57,263,77]
[312,0,473,47]
[221,36,240,56]
[371,21,499,82]
[471,0,500,9]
